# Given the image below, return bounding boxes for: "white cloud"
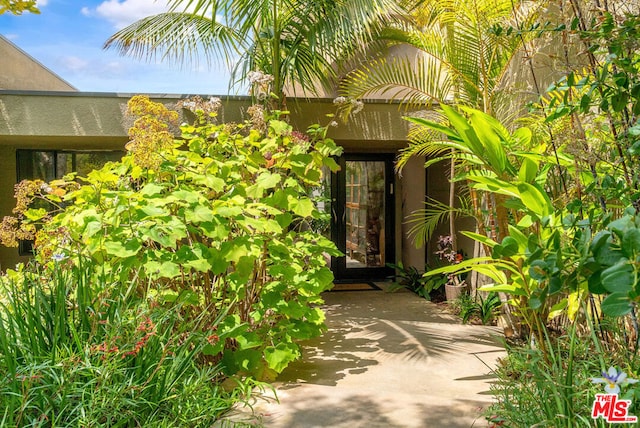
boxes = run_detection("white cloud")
[36,0,48,6]
[91,0,171,29]
[61,56,90,72]
[88,0,212,29]
[104,61,127,74]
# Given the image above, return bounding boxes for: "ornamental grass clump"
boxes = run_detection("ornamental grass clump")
[0,260,245,427]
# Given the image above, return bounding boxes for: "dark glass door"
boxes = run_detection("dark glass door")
[331,154,395,281]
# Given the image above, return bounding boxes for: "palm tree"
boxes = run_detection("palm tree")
[104,0,403,106]
[340,0,540,247]
[341,0,537,115]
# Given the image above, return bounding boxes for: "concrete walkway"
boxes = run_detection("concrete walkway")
[223,285,506,428]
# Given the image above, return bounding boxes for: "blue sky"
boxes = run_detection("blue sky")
[1,0,233,95]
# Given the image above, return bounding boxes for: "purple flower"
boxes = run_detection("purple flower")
[51,253,66,262]
[592,367,638,394]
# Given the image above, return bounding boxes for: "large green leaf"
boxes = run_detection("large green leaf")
[479,283,527,296]
[466,174,520,198]
[601,262,635,294]
[529,260,549,281]
[507,225,528,250]
[221,239,251,263]
[460,231,498,248]
[594,245,625,267]
[622,228,640,258]
[601,292,634,317]
[493,236,520,259]
[424,256,513,282]
[404,115,464,142]
[24,208,48,221]
[265,343,300,373]
[587,271,606,294]
[140,182,165,196]
[145,260,181,278]
[518,158,538,183]
[288,196,315,217]
[144,226,177,247]
[516,182,552,217]
[185,205,214,223]
[103,240,142,258]
[465,107,511,174]
[512,127,533,147]
[441,105,485,156]
[246,172,282,198]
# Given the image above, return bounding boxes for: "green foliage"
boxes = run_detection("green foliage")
[0,261,252,427]
[387,262,447,301]
[394,5,640,426]
[6,95,343,380]
[0,0,39,15]
[583,208,640,317]
[405,196,473,249]
[104,0,401,105]
[487,328,604,427]
[457,291,502,325]
[341,0,536,115]
[416,102,640,350]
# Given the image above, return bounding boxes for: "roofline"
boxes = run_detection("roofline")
[0,34,78,91]
[0,89,415,106]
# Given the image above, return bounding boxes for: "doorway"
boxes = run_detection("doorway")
[331,154,395,281]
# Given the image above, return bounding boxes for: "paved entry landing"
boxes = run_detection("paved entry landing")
[224,286,506,428]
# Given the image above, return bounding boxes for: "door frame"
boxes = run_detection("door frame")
[331,153,395,281]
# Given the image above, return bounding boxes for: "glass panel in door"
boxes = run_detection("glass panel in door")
[344,160,386,268]
[329,155,395,281]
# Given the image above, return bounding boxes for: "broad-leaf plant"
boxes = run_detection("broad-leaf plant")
[2,95,343,380]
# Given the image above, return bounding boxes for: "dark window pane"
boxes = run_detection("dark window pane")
[15,150,123,256]
[56,153,72,179]
[74,152,123,177]
[17,150,55,182]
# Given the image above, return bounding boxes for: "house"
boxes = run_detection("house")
[0,36,460,280]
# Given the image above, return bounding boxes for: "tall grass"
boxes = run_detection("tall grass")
[486,313,640,427]
[0,261,253,427]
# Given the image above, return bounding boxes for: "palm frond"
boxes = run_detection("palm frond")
[104,12,240,70]
[396,140,451,171]
[406,196,473,248]
[340,55,451,107]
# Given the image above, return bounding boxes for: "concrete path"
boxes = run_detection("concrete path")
[222,285,506,428]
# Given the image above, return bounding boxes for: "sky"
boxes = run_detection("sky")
[1,0,234,95]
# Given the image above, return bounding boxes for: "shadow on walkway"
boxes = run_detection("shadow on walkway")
[220,287,506,428]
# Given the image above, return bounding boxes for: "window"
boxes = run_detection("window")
[16,149,125,255]
[17,150,124,182]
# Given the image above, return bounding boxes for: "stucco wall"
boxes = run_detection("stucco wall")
[0,92,415,141]
[424,160,476,266]
[0,36,76,92]
[0,145,18,270]
[399,156,426,269]
[0,91,430,272]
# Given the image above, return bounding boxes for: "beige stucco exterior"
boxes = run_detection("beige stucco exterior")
[0,90,434,272]
[0,36,76,92]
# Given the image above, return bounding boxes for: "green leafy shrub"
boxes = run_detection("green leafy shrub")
[457,291,501,325]
[3,95,343,381]
[387,262,447,301]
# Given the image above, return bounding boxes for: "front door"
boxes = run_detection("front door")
[331,155,395,281]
